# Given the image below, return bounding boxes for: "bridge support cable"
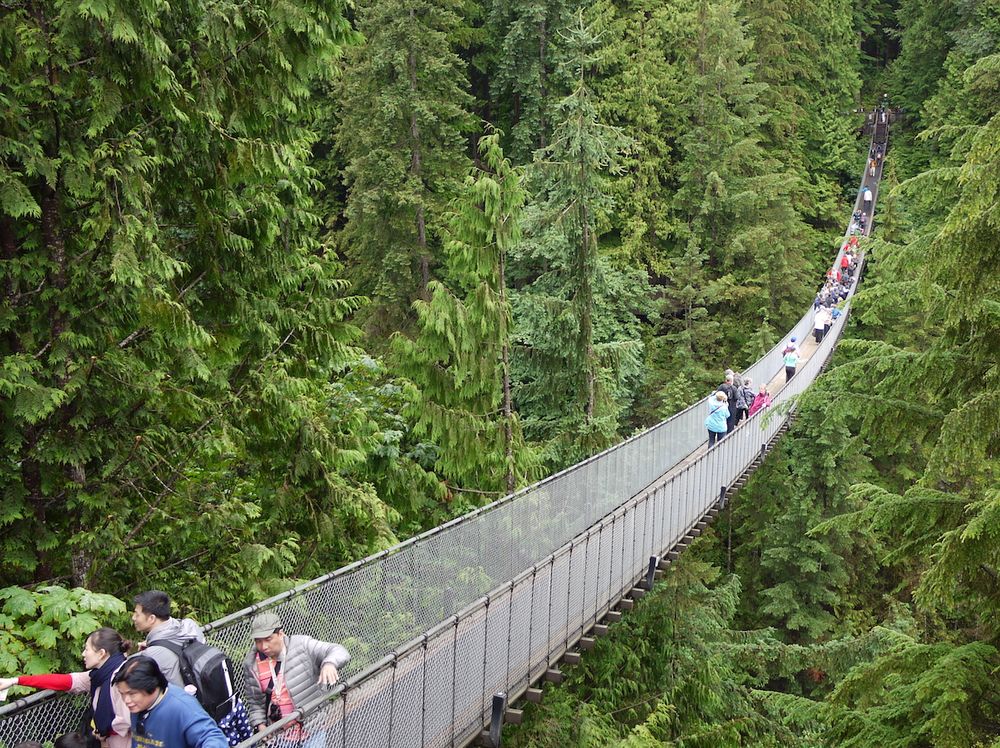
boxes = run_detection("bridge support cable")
[0,130,885,747]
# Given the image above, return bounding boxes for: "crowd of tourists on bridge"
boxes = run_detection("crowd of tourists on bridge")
[1,591,350,748]
[704,235,861,449]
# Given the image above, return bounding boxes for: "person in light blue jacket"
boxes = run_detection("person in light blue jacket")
[705,391,730,448]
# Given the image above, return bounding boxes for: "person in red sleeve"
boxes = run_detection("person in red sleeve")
[0,628,132,748]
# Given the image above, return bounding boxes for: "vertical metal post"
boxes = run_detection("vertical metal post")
[580,533,591,631]
[490,692,508,748]
[564,543,574,645]
[646,556,658,590]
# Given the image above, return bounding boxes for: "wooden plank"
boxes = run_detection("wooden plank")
[505,708,524,725]
[545,668,564,683]
[564,652,582,665]
[526,688,544,704]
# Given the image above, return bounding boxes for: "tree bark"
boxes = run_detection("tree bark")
[407,11,430,297]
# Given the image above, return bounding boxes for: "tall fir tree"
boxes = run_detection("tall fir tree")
[336,0,475,339]
[392,132,538,498]
[510,10,649,467]
[484,0,577,163]
[665,0,813,371]
[0,0,421,603]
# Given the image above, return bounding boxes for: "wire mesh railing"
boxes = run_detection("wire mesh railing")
[235,289,856,748]
[0,137,878,748]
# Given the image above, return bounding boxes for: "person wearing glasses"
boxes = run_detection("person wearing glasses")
[112,657,228,748]
[243,611,351,744]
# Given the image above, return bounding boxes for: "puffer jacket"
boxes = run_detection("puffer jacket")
[142,617,207,686]
[243,635,351,728]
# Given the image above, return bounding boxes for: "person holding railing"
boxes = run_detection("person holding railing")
[243,611,350,746]
[0,628,133,748]
[748,385,772,417]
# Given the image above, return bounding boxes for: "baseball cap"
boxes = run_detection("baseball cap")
[250,611,283,639]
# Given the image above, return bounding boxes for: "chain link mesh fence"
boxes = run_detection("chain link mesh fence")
[0,147,875,748]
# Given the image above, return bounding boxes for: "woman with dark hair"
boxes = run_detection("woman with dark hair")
[112,657,228,748]
[0,628,132,748]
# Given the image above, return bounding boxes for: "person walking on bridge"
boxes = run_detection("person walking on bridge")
[862,186,873,214]
[717,373,739,432]
[748,385,772,418]
[783,346,799,382]
[705,391,730,448]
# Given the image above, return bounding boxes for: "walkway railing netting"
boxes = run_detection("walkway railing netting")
[0,142,880,748]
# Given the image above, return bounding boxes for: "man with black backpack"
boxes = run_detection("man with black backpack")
[132,591,206,687]
[132,590,252,743]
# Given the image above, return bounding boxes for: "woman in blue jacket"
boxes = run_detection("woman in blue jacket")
[113,657,228,748]
[705,391,730,448]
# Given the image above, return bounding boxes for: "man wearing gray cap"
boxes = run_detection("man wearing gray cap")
[243,611,350,740]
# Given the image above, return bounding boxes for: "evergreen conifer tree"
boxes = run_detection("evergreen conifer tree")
[336,0,475,338]
[392,132,538,497]
[0,0,417,599]
[510,10,649,467]
[484,0,577,163]
[683,0,813,333]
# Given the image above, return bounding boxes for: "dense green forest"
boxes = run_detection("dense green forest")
[1,0,998,742]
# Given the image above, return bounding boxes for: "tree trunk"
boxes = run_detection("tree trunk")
[499,249,515,494]
[407,11,430,297]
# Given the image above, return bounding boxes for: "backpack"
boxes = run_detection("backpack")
[738,386,754,411]
[150,639,237,721]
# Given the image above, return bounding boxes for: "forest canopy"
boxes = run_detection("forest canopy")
[2,0,998,742]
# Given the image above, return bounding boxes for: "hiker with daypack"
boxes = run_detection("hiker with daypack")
[113,657,228,748]
[732,376,754,427]
[131,590,206,687]
[131,590,252,744]
[0,628,132,748]
[243,611,351,744]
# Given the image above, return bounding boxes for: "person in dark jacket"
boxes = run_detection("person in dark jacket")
[717,373,738,432]
[243,611,351,741]
[113,657,228,748]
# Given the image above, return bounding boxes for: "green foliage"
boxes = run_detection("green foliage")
[0,0,426,610]
[484,0,578,162]
[0,586,125,679]
[510,10,651,467]
[506,559,790,747]
[336,0,475,338]
[819,631,1000,748]
[392,132,540,498]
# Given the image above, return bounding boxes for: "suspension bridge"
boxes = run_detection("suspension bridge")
[0,119,890,748]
